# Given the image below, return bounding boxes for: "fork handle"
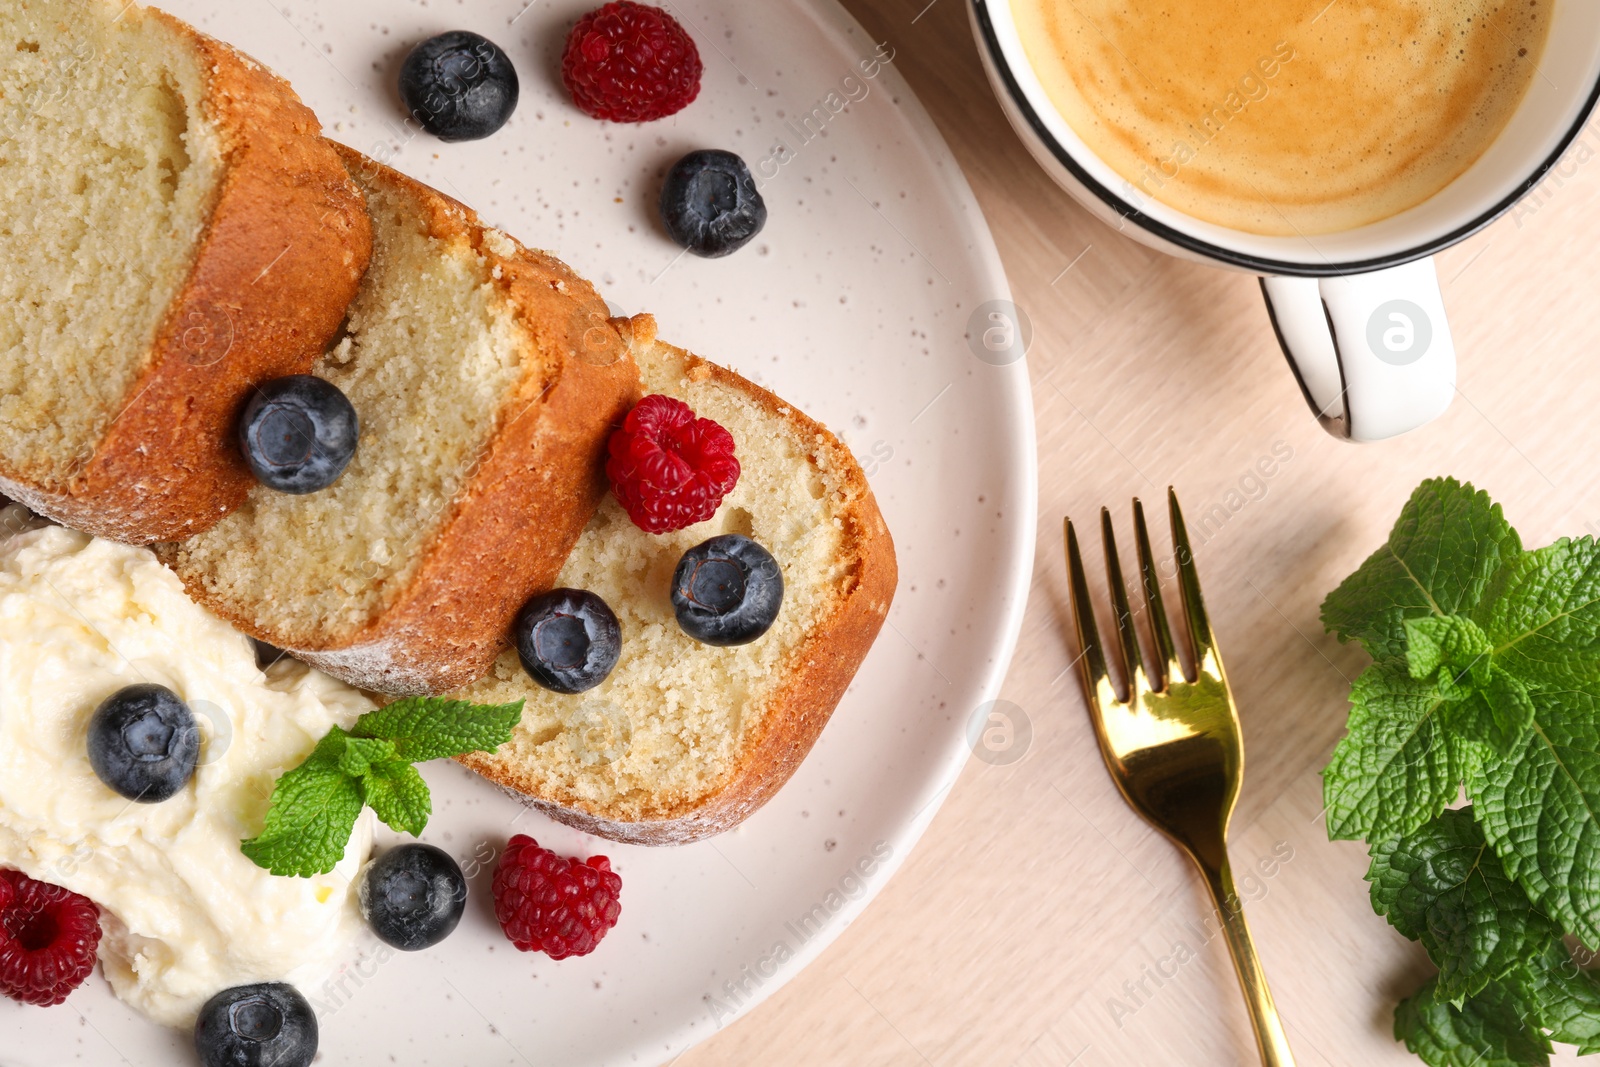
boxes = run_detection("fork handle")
[1198,859,1297,1067]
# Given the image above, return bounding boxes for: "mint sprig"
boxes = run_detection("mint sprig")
[242,696,523,878]
[1321,477,1600,1067]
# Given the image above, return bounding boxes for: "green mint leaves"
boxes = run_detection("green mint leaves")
[1394,977,1554,1067]
[1322,480,1600,931]
[1487,540,1600,688]
[1322,478,1600,1067]
[1470,687,1600,945]
[1321,477,1522,661]
[241,696,523,878]
[1322,661,1462,842]
[1369,809,1562,1004]
[1390,892,1600,1066]
[347,697,529,763]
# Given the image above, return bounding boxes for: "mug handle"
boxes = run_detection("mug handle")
[1260,258,1456,442]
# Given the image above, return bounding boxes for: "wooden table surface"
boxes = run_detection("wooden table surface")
[681,2,1600,1065]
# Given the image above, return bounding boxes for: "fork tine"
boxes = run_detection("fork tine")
[1132,497,1179,689]
[1168,488,1217,660]
[1099,508,1142,686]
[1064,518,1115,705]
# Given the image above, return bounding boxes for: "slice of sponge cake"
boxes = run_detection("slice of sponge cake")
[160,150,640,695]
[0,0,371,543]
[454,331,898,845]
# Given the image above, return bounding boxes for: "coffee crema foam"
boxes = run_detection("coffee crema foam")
[1013,0,1552,235]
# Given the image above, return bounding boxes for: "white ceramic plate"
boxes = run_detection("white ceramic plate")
[0,1,1035,1063]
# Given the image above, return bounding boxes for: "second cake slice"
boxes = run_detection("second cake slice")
[161,149,639,694]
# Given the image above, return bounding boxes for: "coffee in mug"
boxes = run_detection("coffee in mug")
[1011,0,1552,235]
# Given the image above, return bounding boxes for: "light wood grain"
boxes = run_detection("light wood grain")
[681,1,1600,1065]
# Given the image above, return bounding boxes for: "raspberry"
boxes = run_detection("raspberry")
[561,2,703,123]
[606,395,739,534]
[492,836,621,960]
[0,869,102,1007]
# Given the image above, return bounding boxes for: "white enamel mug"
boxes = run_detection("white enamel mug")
[970,2,1600,441]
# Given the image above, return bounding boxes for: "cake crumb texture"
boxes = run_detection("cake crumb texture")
[0,0,371,543]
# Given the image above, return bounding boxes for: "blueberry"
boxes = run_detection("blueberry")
[400,31,519,142]
[193,983,317,1067]
[659,150,767,258]
[86,684,201,803]
[238,376,358,494]
[514,589,621,694]
[358,844,467,952]
[671,535,784,646]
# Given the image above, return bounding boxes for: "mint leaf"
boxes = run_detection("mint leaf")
[241,728,366,878]
[1395,615,1533,756]
[1323,662,1464,841]
[1394,977,1550,1067]
[1469,686,1600,946]
[1322,478,1521,659]
[1368,808,1562,1001]
[1509,943,1600,1055]
[352,697,524,763]
[242,697,522,878]
[1487,539,1600,688]
[1482,673,1535,755]
[1406,615,1493,696]
[1394,615,1533,756]
[1391,943,1600,1067]
[362,760,431,836]
[1439,690,1533,760]
[337,736,397,778]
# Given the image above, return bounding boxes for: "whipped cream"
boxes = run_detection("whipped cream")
[0,508,374,1028]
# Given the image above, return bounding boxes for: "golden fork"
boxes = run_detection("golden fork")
[1064,490,1295,1067]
